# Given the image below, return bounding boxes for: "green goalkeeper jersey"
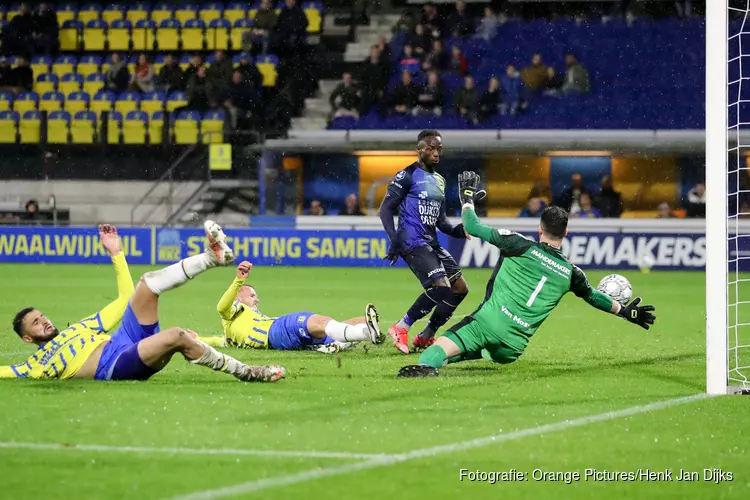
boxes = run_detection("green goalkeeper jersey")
[462,208,614,352]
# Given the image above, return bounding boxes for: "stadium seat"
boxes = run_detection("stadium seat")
[207,18,230,50]
[248,3,258,19]
[40,92,65,113]
[201,110,224,143]
[150,3,174,24]
[224,3,246,25]
[84,73,106,95]
[30,56,52,77]
[78,3,102,24]
[48,111,71,144]
[230,19,253,52]
[0,91,13,112]
[83,20,107,51]
[106,110,123,143]
[19,111,41,143]
[175,3,199,24]
[109,19,132,51]
[123,110,148,143]
[303,2,322,34]
[149,110,165,143]
[13,92,39,114]
[156,19,180,51]
[52,55,77,78]
[71,111,97,143]
[60,20,82,51]
[182,19,205,50]
[34,73,59,95]
[199,2,223,23]
[178,54,192,71]
[256,55,278,87]
[134,19,156,51]
[5,4,18,22]
[101,3,125,24]
[166,91,187,112]
[0,111,18,143]
[115,91,141,114]
[59,73,83,95]
[126,54,138,76]
[56,4,78,26]
[174,110,200,144]
[66,91,90,113]
[141,91,166,116]
[77,55,102,77]
[91,90,116,114]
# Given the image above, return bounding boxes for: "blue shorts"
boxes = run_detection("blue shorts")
[95,304,161,381]
[268,312,334,350]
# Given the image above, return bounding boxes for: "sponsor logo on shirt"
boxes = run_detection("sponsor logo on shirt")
[501,305,530,328]
[395,170,406,181]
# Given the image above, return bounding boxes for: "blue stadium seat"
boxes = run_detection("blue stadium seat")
[0,91,13,112]
[207,18,230,50]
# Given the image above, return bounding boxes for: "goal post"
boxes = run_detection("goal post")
[706,0,728,395]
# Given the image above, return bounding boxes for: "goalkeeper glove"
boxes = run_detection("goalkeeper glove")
[618,297,656,330]
[458,171,487,207]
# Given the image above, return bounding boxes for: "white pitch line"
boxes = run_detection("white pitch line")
[0,442,390,461]
[167,393,708,500]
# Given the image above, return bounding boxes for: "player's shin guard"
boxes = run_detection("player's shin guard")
[418,344,448,369]
[422,291,468,339]
[399,286,454,329]
[143,254,213,295]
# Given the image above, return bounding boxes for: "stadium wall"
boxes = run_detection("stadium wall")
[0,219,734,271]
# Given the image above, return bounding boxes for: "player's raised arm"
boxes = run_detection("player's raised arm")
[458,171,521,248]
[379,169,412,263]
[217,261,252,320]
[91,224,135,332]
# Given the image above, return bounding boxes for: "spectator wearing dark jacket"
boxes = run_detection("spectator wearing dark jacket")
[340,194,365,216]
[182,55,203,87]
[422,39,446,72]
[500,64,523,115]
[477,76,500,122]
[453,75,477,119]
[563,52,590,95]
[207,50,233,95]
[105,53,129,92]
[390,70,419,114]
[421,3,443,38]
[686,183,706,218]
[3,3,34,56]
[330,72,360,118]
[10,56,33,91]
[273,0,308,58]
[449,45,468,76]
[236,53,263,89]
[0,57,12,87]
[555,173,589,214]
[542,67,564,96]
[409,24,431,56]
[446,0,473,38]
[32,3,58,56]
[223,70,260,129]
[252,0,277,53]
[360,45,389,114]
[413,70,444,116]
[594,176,623,218]
[376,35,393,66]
[156,54,183,93]
[186,65,219,112]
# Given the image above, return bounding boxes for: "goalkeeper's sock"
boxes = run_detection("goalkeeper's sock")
[424,291,468,336]
[418,344,448,369]
[324,321,370,342]
[399,286,453,330]
[143,254,213,295]
[191,340,248,377]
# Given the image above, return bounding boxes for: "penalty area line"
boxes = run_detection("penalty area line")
[0,442,390,461]
[167,393,708,500]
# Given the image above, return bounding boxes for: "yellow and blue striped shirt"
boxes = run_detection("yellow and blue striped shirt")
[217,277,276,349]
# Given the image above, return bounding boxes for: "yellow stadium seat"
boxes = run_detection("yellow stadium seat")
[34,75,58,95]
[182,20,205,50]
[156,21,180,51]
[102,8,124,24]
[257,57,278,87]
[174,7,197,25]
[115,92,141,115]
[59,22,81,51]
[77,56,101,77]
[201,112,224,144]
[199,6,222,24]
[71,111,97,143]
[58,75,83,96]
[223,4,246,25]
[19,112,41,143]
[248,7,258,19]
[305,8,322,33]
[148,112,165,144]
[0,112,18,143]
[78,8,101,24]
[123,111,148,144]
[13,93,39,114]
[83,20,107,51]
[91,92,115,115]
[174,111,199,144]
[0,94,12,112]
[150,9,173,24]
[141,93,166,116]
[107,112,123,144]
[56,8,77,27]
[109,20,131,51]
[166,92,187,112]
[133,21,155,51]
[40,92,64,113]
[30,57,52,76]
[126,6,149,24]
[207,20,230,50]
[48,112,70,144]
[84,75,106,95]
[230,21,252,52]
[52,57,76,78]
[65,92,90,113]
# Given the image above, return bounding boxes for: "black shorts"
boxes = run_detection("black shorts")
[403,244,462,288]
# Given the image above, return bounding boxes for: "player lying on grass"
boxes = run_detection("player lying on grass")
[1,222,285,382]
[398,172,656,378]
[199,260,383,352]
[379,129,486,354]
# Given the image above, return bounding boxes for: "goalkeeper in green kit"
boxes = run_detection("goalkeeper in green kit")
[398,171,656,378]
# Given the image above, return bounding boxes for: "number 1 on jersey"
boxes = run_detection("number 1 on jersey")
[526,276,548,307]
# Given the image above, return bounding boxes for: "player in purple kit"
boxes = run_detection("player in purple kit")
[379,130,485,354]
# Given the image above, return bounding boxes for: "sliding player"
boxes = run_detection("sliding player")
[398,172,656,377]
[201,260,382,351]
[2,222,285,382]
[379,129,484,354]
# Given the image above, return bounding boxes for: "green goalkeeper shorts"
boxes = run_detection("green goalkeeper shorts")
[443,315,526,364]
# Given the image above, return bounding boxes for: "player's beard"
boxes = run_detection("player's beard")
[39,326,60,342]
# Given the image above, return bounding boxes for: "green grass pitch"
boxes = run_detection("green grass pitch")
[0,264,747,499]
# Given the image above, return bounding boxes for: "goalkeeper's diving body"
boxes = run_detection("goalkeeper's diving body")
[398,172,656,378]
[2,222,285,383]
[203,260,383,351]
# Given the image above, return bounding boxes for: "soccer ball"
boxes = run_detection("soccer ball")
[596,274,633,305]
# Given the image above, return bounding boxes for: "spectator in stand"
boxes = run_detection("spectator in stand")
[521,53,548,93]
[594,176,623,218]
[223,69,260,129]
[529,180,552,204]
[477,76,500,122]
[410,24,431,56]
[501,64,523,115]
[413,70,444,117]
[186,65,218,112]
[183,55,203,87]
[656,202,675,218]
[393,11,416,38]
[686,182,706,218]
[376,35,393,65]
[562,52,590,95]
[572,192,601,218]
[446,0,473,38]
[400,45,421,75]
[339,194,366,216]
[422,39,446,72]
[329,72,360,119]
[105,53,129,92]
[273,0,308,58]
[556,173,589,214]
[518,197,546,218]
[453,75,477,120]
[359,45,389,115]
[421,3,443,38]
[130,54,154,92]
[2,3,33,57]
[155,54,183,93]
[542,67,564,96]
[237,53,263,89]
[0,58,12,87]
[22,199,41,223]
[32,3,58,56]
[253,0,278,54]
[390,70,419,115]
[449,45,468,76]
[208,50,233,96]
[10,56,33,92]
[308,200,327,216]
[474,7,499,42]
